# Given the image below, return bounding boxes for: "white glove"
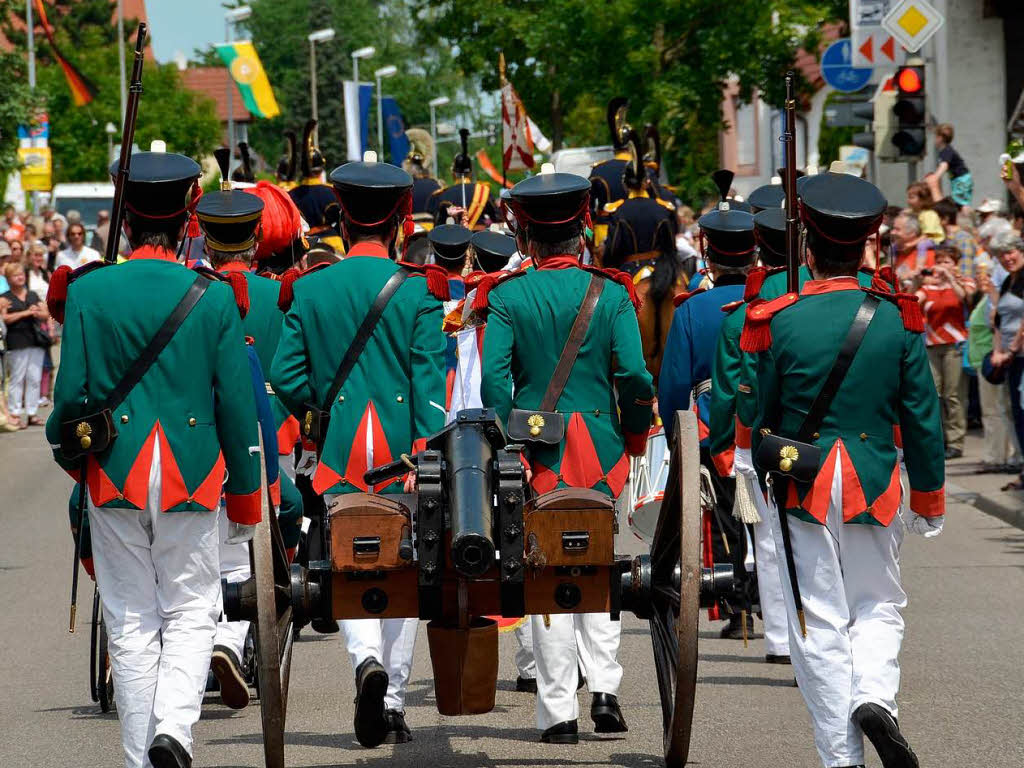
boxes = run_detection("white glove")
[734,446,755,478]
[225,520,257,544]
[904,512,943,538]
[296,448,318,477]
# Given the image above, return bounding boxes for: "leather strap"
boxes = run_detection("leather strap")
[797,294,880,442]
[321,268,408,411]
[100,274,209,413]
[539,274,603,412]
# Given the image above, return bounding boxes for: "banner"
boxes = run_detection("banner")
[215,40,280,119]
[34,0,96,106]
[501,81,535,172]
[19,146,52,192]
[381,97,408,165]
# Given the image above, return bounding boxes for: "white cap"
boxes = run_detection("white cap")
[770,175,782,185]
[363,150,378,163]
[977,197,1007,214]
[540,162,555,175]
[149,140,166,153]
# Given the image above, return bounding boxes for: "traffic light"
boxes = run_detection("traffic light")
[851,79,899,161]
[891,61,926,157]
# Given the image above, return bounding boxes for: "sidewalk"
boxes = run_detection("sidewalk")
[946,431,1024,530]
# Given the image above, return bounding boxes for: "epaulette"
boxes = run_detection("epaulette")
[277,262,331,311]
[672,287,705,307]
[579,263,641,311]
[192,266,249,318]
[656,197,676,212]
[396,261,451,300]
[739,293,799,352]
[860,286,924,333]
[46,260,111,324]
[743,265,785,302]
[604,199,625,214]
[721,299,745,314]
[471,269,528,311]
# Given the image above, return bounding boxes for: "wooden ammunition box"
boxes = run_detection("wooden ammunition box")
[328,493,413,572]
[524,488,616,567]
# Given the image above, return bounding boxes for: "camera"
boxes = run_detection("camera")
[920,268,934,277]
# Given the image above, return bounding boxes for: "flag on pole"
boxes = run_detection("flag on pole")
[500,53,536,172]
[475,149,513,188]
[34,0,96,107]
[215,40,280,119]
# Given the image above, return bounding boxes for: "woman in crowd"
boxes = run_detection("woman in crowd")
[989,230,1024,489]
[0,262,50,428]
[24,244,54,405]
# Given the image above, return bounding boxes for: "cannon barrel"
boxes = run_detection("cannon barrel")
[447,417,497,577]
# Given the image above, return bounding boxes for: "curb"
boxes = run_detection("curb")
[947,480,1024,531]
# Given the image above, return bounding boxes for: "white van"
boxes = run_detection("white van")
[50,182,115,233]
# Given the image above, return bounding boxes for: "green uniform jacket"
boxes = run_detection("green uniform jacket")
[270,241,447,495]
[479,257,654,498]
[750,276,945,526]
[46,246,262,524]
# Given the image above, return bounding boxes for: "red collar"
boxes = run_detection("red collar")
[219,261,251,274]
[800,276,861,296]
[346,241,391,259]
[129,245,178,262]
[535,254,582,271]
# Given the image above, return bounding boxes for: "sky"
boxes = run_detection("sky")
[146,0,228,64]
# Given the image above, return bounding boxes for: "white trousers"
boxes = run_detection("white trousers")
[979,375,1021,466]
[531,613,623,730]
[89,440,221,768]
[514,620,536,679]
[325,493,417,711]
[7,346,44,416]
[768,459,906,768]
[215,510,251,660]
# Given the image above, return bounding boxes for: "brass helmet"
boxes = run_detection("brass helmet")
[231,141,255,184]
[643,124,661,171]
[276,130,297,182]
[622,130,645,190]
[300,119,325,179]
[607,97,631,151]
[403,128,434,175]
[452,128,472,178]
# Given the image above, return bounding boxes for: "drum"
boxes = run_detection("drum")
[628,426,669,545]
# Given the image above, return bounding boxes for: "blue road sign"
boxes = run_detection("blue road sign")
[821,39,873,94]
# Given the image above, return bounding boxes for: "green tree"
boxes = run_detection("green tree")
[0,51,44,182]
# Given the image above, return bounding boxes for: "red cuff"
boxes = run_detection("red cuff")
[735,418,752,450]
[269,477,281,507]
[277,416,300,455]
[286,547,296,564]
[225,490,262,524]
[81,557,95,579]
[623,430,648,457]
[910,487,945,518]
[712,448,735,478]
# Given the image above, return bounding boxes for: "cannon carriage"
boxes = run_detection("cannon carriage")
[225,408,734,767]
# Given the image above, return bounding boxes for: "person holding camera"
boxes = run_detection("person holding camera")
[987,230,1024,489]
[915,244,973,459]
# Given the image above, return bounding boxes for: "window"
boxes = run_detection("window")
[734,98,758,168]
[770,112,807,173]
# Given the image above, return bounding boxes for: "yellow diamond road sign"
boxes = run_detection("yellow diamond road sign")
[882,0,944,53]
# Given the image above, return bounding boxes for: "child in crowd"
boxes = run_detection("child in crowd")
[926,123,973,207]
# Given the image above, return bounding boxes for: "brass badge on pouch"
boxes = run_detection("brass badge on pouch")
[527,413,545,437]
[303,410,313,436]
[76,421,92,450]
[779,445,799,473]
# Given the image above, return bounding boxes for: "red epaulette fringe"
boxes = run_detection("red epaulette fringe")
[422,264,451,301]
[226,272,250,318]
[277,267,301,311]
[743,266,768,302]
[47,265,72,324]
[739,293,798,352]
[896,292,925,333]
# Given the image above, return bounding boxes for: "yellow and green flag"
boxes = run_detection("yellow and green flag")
[215,40,280,119]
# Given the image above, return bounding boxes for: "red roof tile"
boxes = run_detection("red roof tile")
[180,67,251,122]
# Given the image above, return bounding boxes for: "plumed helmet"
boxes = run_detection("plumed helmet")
[243,180,303,261]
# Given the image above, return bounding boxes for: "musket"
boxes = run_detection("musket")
[775,71,807,637]
[106,23,148,264]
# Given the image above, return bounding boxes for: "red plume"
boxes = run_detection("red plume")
[226,271,250,318]
[277,267,301,311]
[245,181,303,261]
[47,265,72,323]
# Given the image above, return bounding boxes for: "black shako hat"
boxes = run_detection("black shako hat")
[753,208,787,267]
[508,171,590,244]
[429,223,472,265]
[799,172,886,245]
[471,230,517,273]
[196,191,264,253]
[698,207,756,266]
[328,154,413,229]
[110,151,201,224]
[747,183,785,214]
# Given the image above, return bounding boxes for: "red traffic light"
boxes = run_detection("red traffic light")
[897,67,924,94]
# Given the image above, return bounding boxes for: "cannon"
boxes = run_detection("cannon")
[225,408,732,767]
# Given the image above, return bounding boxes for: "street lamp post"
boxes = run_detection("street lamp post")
[429,96,450,176]
[224,6,252,173]
[105,122,117,168]
[374,65,397,159]
[307,28,335,145]
[351,45,375,92]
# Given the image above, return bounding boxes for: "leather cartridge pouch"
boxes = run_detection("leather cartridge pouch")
[755,432,820,484]
[328,494,413,572]
[59,409,118,462]
[506,274,602,446]
[524,488,615,567]
[427,617,499,716]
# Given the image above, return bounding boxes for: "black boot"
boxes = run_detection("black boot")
[853,703,919,768]
[353,657,389,748]
[311,617,340,634]
[540,719,578,744]
[383,708,413,744]
[210,645,250,710]
[516,676,538,693]
[719,613,754,640]
[591,693,628,733]
[148,734,191,768]
[764,653,792,665]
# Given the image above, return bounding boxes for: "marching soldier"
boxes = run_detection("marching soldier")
[271,151,448,748]
[746,172,944,768]
[659,172,758,639]
[193,150,304,710]
[470,228,519,274]
[403,128,442,218]
[429,224,472,410]
[275,130,298,191]
[429,128,497,229]
[641,124,680,208]
[479,170,654,744]
[289,119,344,251]
[45,151,262,768]
[603,131,681,379]
[589,96,632,251]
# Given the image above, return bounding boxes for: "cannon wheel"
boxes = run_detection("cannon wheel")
[649,410,701,766]
[250,435,295,768]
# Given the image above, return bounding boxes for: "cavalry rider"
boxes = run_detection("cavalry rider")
[271,152,447,748]
[641,123,680,208]
[659,172,758,641]
[403,128,442,218]
[192,149,304,711]
[478,170,654,744]
[45,151,262,768]
[289,119,344,252]
[603,130,680,380]
[275,130,298,192]
[429,128,498,229]
[746,171,944,768]
[589,96,632,252]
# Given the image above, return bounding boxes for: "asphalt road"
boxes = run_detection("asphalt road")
[2,422,1022,768]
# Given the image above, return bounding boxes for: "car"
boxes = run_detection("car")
[50,182,115,234]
